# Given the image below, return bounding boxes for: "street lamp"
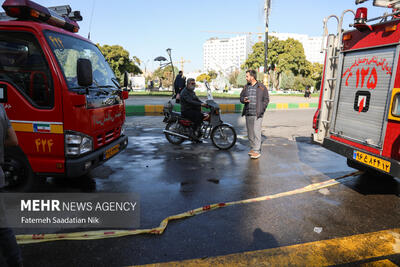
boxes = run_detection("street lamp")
[166,48,175,94]
[264,0,271,87]
[142,59,150,74]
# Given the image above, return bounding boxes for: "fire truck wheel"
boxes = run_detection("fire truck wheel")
[347,159,394,180]
[3,148,43,192]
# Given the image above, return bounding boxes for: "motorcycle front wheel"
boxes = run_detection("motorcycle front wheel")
[210,123,237,150]
[165,121,185,145]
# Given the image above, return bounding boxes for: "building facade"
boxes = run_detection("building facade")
[203,35,253,73]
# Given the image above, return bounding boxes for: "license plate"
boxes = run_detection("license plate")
[104,144,120,160]
[353,150,391,173]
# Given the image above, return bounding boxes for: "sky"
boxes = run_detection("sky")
[29,0,390,73]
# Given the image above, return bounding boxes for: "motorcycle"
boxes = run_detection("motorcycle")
[163,81,237,150]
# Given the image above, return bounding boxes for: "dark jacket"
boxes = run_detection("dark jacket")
[240,82,269,118]
[180,87,203,113]
[174,74,186,94]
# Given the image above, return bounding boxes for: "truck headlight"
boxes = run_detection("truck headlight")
[80,136,92,154]
[121,122,126,136]
[65,132,93,156]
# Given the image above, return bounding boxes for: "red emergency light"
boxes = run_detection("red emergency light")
[354,7,373,31]
[2,0,80,33]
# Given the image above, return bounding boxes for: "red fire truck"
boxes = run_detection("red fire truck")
[313,0,400,178]
[0,0,129,191]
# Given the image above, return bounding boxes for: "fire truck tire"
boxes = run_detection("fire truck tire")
[346,159,394,180]
[3,146,43,192]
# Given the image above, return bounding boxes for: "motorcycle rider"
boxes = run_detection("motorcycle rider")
[180,78,207,140]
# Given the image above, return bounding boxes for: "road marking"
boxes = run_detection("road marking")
[125,103,318,116]
[134,228,400,267]
[276,103,289,109]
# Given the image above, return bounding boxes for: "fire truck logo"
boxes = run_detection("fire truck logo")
[354,91,371,113]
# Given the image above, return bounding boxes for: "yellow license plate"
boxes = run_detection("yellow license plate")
[105,144,120,159]
[353,150,391,173]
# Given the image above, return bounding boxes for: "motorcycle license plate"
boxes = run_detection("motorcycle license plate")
[104,144,120,160]
[353,150,391,173]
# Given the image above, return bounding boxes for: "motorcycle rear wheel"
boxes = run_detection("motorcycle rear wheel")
[211,123,237,150]
[165,121,185,145]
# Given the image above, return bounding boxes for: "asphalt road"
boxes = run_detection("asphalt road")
[11,110,400,267]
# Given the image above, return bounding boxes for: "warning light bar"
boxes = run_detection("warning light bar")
[1,0,81,33]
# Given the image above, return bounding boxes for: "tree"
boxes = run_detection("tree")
[236,70,247,87]
[97,44,142,83]
[280,72,295,90]
[242,42,265,70]
[293,76,314,91]
[243,37,312,89]
[228,70,240,87]
[278,38,308,76]
[153,65,179,88]
[208,70,218,80]
[196,73,211,83]
[310,62,323,90]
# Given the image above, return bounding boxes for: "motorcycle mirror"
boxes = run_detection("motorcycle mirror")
[204,80,213,100]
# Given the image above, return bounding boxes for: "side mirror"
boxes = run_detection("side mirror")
[122,91,129,100]
[0,84,7,103]
[77,58,93,87]
[123,72,129,88]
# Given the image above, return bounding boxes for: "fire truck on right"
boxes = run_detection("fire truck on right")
[313,0,400,178]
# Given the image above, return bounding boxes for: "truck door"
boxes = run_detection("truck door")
[331,46,397,148]
[0,30,64,173]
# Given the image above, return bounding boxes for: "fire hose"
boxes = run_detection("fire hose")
[16,171,362,245]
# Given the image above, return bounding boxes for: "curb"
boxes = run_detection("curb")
[125,103,318,116]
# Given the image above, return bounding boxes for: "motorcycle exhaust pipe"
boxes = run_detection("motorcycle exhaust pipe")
[163,130,190,139]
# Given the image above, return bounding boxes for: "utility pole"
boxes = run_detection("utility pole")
[264,0,271,86]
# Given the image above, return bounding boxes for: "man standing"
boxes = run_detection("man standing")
[173,71,186,102]
[0,103,23,267]
[304,86,311,99]
[240,70,269,159]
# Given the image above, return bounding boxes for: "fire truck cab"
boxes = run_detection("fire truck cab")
[313,0,400,178]
[0,0,129,191]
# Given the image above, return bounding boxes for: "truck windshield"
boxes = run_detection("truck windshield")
[44,31,117,89]
[44,31,122,108]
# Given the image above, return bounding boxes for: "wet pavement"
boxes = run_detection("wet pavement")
[11,110,400,266]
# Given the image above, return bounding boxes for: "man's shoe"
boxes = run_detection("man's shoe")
[248,150,255,155]
[250,152,261,159]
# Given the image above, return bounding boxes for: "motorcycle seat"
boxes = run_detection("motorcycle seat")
[171,111,181,117]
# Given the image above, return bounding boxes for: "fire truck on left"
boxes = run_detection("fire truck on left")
[0,0,129,191]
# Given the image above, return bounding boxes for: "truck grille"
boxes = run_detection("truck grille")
[96,127,121,147]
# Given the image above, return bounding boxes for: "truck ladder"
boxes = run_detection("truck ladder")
[313,10,355,144]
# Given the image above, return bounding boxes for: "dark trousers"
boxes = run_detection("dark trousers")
[0,228,22,267]
[182,110,203,130]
